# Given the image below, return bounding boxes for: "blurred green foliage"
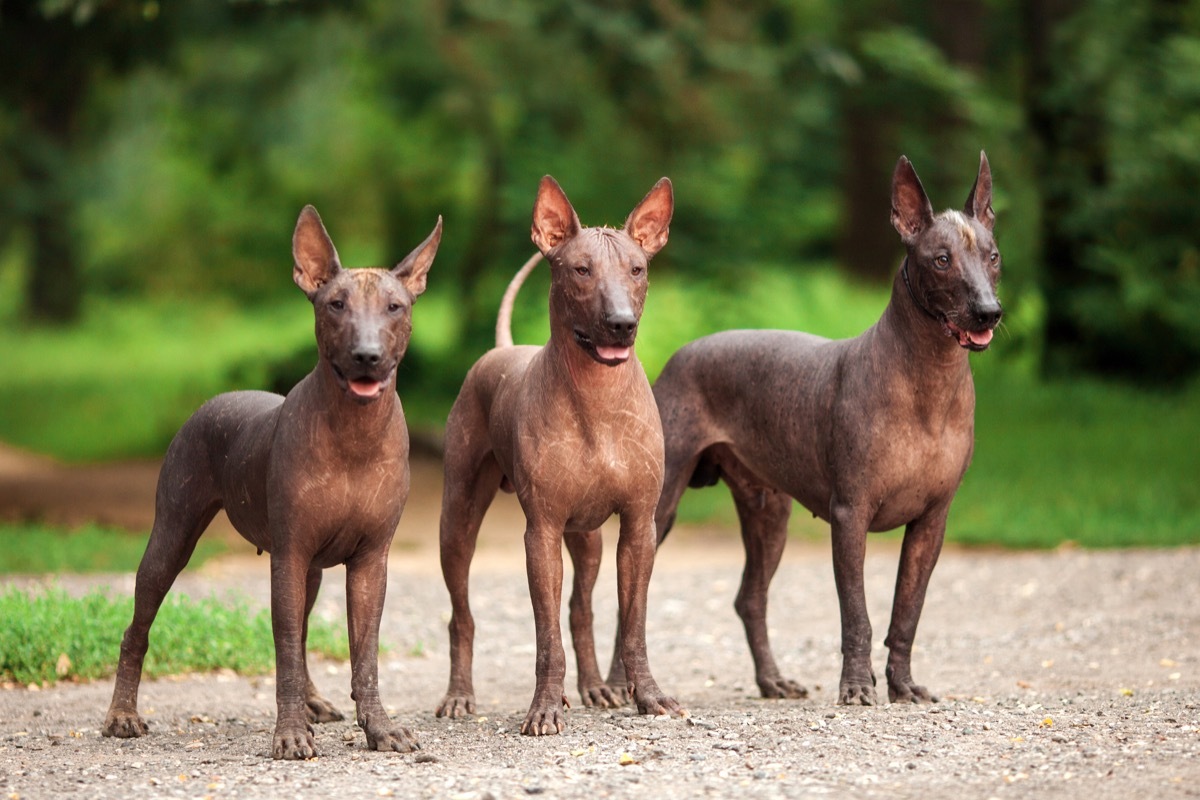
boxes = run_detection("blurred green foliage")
[0,264,891,458]
[0,521,224,573]
[1,0,1198,549]
[5,0,1197,381]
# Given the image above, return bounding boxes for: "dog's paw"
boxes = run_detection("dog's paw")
[758,675,809,700]
[632,683,686,718]
[272,722,318,760]
[520,694,568,736]
[366,723,420,753]
[579,683,623,709]
[888,681,938,704]
[306,694,345,724]
[434,693,476,719]
[838,682,879,706]
[102,709,148,738]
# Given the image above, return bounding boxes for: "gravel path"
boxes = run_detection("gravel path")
[2,529,1198,800]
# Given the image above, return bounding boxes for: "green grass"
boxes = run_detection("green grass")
[1,267,1196,550]
[0,586,351,686]
[952,364,1200,548]
[0,522,225,574]
[673,362,1200,550]
[0,296,314,461]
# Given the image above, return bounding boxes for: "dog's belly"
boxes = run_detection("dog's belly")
[726,409,972,534]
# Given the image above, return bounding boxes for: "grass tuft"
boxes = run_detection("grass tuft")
[0,587,350,687]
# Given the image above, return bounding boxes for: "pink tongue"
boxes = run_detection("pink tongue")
[595,345,631,361]
[968,329,994,346]
[350,379,383,397]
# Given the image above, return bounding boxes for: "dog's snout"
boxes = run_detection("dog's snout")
[974,300,1003,329]
[605,311,638,338]
[352,345,383,366]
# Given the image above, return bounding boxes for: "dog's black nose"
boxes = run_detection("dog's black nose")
[974,301,1003,329]
[605,311,638,338]
[352,346,382,366]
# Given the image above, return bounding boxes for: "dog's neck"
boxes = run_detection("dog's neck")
[543,330,642,404]
[877,261,973,374]
[306,359,401,443]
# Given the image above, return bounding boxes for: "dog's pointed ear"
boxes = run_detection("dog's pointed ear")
[964,150,995,232]
[293,205,341,299]
[392,215,443,298]
[531,176,581,254]
[624,177,673,258]
[891,156,934,243]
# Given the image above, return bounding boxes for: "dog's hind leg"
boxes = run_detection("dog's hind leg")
[300,566,345,723]
[721,449,807,699]
[103,435,220,738]
[565,529,621,708]
[603,407,709,698]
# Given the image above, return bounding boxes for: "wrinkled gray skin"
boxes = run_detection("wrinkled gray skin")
[435,176,685,736]
[101,206,442,759]
[584,153,1003,707]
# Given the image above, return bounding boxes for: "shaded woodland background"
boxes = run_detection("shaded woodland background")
[2,0,1200,422]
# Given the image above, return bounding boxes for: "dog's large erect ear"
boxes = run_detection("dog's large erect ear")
[392,215,443,298]
[293,205,341,299]
[531,175,582,254]
[890,156,935,243]
[964,150,995,232]
[624,177,673,258]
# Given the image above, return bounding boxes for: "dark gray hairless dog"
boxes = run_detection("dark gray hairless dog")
[435,176,685,735]
[580,153,1002,706]
[102,206,441,759]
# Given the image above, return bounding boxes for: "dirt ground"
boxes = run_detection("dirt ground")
[1,444,1198,800]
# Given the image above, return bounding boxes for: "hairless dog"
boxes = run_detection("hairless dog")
[102,206,441,758]
[435,176,685,735]
[581,153,1002,706]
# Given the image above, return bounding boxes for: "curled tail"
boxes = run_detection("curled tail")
[495,252,543,348]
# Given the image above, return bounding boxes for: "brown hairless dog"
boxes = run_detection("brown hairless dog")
[435,176,685,735]
[585,153,1002,706]
[102,206,441,759]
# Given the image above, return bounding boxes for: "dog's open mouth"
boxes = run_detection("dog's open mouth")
[332,364,392,401]
[943,317,994,351]
[349,378,384,398]
[573,329,633,366]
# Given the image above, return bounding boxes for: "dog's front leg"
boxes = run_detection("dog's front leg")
[521,519,569,735]
[883,508,947,704]
[830,499,877,705]
[270,552,319,759]
[346,547,420,752]
[615,509,684,718]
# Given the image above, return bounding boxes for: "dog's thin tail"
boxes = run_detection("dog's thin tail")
[495,252,543,349]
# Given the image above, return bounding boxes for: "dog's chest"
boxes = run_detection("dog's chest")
[862,405,975,530]
[517,414,663,530]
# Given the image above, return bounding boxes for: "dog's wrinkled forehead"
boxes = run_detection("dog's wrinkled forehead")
[324,268,403,299]
[929,210,994,255]
[551,227,645,270]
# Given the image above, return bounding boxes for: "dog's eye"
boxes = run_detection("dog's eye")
[574,266,590,277]
[387,302,403,313]
[990,252,1000,265]
[329,299,346,312]
[631,266,644,277]
[934,254,950,270]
